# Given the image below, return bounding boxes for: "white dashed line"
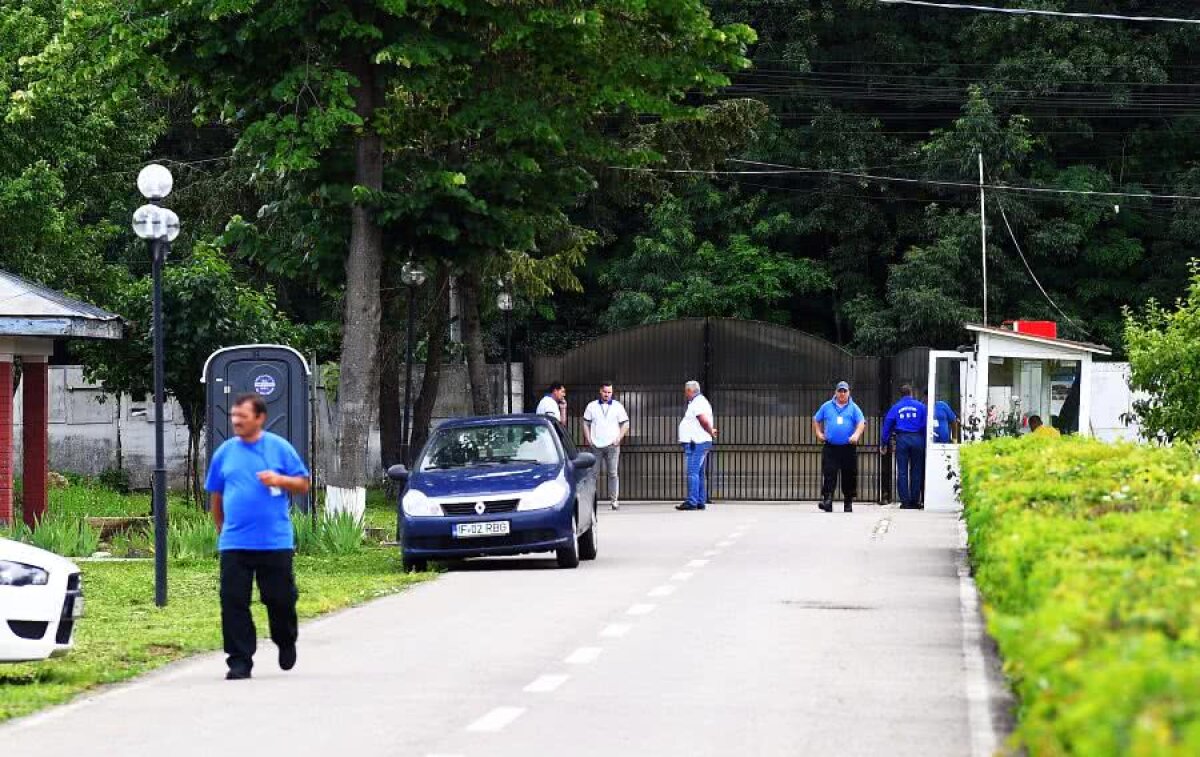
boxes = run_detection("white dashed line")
[686,559,709,568]
[670,571,694,582]
[729,532,744,539]
[648,584,676,598]
[467,707,526,733]
[565,647,604,665]
[627,603,657,616]
[717,541,733,548]
[524,674,570,693]
[600,623,633,638]
[704,550,720,557]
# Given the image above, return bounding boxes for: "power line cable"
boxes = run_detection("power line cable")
[611,159,1200,201]
[993,194,1089,334]
[873,0,1200,25]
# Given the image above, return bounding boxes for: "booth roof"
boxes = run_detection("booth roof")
[964,323,1112,356]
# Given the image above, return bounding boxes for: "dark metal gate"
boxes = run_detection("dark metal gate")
[529,319,926,503]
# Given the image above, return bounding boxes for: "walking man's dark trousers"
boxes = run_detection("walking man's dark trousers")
[220,549,299,675]
[821,442,857,507]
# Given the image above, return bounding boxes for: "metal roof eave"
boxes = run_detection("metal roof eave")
[0,316,123,340]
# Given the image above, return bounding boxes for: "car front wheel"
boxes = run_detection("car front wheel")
[556,515,581,569]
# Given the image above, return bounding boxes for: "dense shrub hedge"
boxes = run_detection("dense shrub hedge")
[961,437,1200,756]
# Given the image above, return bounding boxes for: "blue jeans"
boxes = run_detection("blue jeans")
[683,442,711,506]
[895,434,926,506]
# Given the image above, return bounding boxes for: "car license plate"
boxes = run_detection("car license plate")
[71,596,84,618]
[454,521,510,539]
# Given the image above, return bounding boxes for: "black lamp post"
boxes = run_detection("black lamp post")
[400,260,427,465]
[496,288,514,414]
[132,164,179,608]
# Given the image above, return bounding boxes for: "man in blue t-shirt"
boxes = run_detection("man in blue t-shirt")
[205,393,310,680]
[933,400,959,444]
[881,384,928,510]
[812,381,866,513]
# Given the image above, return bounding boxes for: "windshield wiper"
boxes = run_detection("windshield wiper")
[489,457,544,464]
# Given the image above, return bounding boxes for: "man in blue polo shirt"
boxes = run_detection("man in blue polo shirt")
[933,400,958,444]
[881,384,928,510]
[205,393,311,680]
[812,381,866,513]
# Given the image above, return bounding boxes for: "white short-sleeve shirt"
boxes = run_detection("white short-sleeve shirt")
[583,399,629,448]
[535,395,561,422]
[678,394,714,444]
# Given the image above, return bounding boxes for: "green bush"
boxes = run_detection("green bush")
[98,466,132,494]
[962,436,1200,755]
[27,513,101,557]
[292,510,365,556]
[167,511,218,561]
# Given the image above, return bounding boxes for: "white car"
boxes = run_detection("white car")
[0,537,83,662]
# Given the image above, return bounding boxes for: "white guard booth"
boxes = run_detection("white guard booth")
[924,324,1112,512]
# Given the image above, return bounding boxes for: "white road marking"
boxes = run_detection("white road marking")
[670,571,694,582]
[870,516,893,542]
[627,603,657,616]
[728,532,744,539]
[524,674,569,693]
[686,559,709,568]
[600,623,632,638]
[717,541,733,548]
[704,550,720,557]
[565,647,603,665]
[467,707,526,733]
[957,521,1000,757]
[648,584,676,598]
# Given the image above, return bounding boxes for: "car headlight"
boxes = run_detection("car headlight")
[0,560,49,586]
[518,478,569,511]
[402,489,443,517]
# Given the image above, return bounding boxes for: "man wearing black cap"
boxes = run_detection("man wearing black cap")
[812,380,866,512]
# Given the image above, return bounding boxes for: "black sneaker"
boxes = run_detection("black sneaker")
[844,503,853,513]
[279,644,297,671]
[818,500,832,513]
[676,502,698,511]
[225,668,251,680]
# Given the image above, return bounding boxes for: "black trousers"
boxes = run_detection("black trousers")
[219,549,299,673]
[820,443,858,503]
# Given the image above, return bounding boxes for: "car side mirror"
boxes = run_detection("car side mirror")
[386,464,410,482]
[572,452,596,470]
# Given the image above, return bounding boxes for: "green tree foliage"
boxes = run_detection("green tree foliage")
[601,181,831,329]
[1124,262,1200,443]
[0,0,159,299]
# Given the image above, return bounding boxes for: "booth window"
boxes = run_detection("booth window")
[987,358,1081,434]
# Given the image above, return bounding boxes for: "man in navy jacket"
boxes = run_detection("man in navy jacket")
[880,384,927,510]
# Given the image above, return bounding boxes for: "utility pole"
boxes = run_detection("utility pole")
[979,151,988,326]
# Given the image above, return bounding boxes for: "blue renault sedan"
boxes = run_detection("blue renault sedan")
[386,415,598,571]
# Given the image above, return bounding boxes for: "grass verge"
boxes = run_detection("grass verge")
[0,550,431,723]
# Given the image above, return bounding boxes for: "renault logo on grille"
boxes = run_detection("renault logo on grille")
[475,502,486,515]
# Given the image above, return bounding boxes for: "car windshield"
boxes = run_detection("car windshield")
[418,423,561,470]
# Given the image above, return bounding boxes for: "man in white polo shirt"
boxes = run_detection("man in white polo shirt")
[535,382,566,422]
[583,381,630,510]
[677,380,718,511]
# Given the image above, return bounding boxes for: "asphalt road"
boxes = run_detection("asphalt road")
[1,503,1011,757]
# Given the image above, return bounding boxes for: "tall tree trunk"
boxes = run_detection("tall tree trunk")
[410,263,450,459]
[377,285,403,471]
[328,53,384,516]
[461,268,491,415]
